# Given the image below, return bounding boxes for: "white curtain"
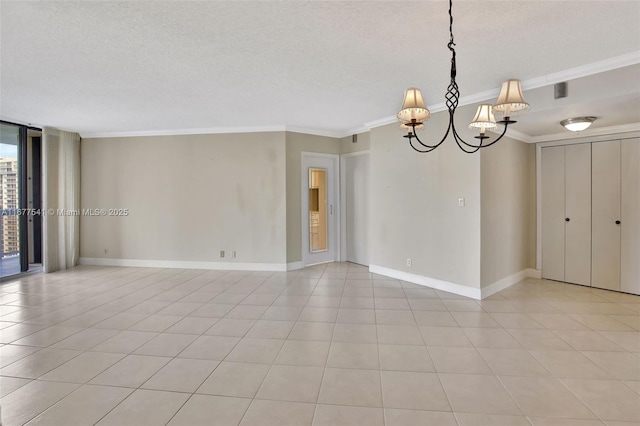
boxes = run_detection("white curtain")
[42,127,80,273]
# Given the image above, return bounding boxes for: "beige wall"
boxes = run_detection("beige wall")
[79,120,537,290]
[285,132,340,263]
[480,137,536,287]
[340,132,370,154]
[80,132,287,264]
[369,106,482,288]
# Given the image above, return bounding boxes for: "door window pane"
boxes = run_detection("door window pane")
[309,168,327,252]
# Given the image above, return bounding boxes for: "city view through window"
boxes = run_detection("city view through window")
[0,124,20,277]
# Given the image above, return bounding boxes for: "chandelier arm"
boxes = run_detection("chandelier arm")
[409,113,454,150]
[451,125,482,154]
[409,138,437,153]
[449,115,510,152]
[455,140,481,154]
[450,116,485,151]
[405,115,453,152]
[477,123,509,148]
[408,131,436,149]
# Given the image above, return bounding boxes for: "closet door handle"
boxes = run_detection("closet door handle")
[565,218,570,222]
[615,220,621,225]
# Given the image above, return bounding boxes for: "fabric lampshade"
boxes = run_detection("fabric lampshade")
[397,88,431,123]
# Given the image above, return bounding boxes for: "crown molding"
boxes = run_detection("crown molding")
[47,51,640,141]
[285,126,344,139]
[82,125,350,140]
[502,127,533,143]
[335,125,373,139]
[529,122,640,144]
[361,116,394,130]
[350,51,640,138]
[487,122,640,144]
[483,124,534,143]
[521,50,640,92]
[81,125,287,139]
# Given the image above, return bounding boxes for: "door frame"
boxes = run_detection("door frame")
[301,152,340,267]
[18,125,29,272]
[340,150,370,263]
[31,136,43,264]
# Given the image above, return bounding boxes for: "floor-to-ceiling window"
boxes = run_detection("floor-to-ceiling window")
[0,121,42,278]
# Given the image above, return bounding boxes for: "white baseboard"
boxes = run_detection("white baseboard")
[286,261,304,271]
[369,264,543,300]
[78,257,288,272]
[369,264,482,300]
[481,268,543,299]
[526,268,542,279]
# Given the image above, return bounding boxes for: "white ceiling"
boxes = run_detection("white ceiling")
[1,1,639,140]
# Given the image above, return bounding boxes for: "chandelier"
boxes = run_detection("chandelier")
[397,0,530,153]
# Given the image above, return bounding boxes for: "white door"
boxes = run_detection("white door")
[592,140,621,291]
[302,153,338,266]
[564,143,592,286]
[541,146,566,281]
[542,144,592,285]
[343,152,370,266]
[621,138,640,295]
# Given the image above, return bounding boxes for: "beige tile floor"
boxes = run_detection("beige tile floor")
[0,263,639,425]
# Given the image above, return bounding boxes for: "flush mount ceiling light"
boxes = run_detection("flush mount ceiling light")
[560,116,597,132]
[397,0,530,154]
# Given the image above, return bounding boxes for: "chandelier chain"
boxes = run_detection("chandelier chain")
[447,0,456,81]
[399,0,527,153]
[448,0,455,49]
[446,0,458,110]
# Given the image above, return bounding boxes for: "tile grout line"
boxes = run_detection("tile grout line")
[94,269,286,426]
[312,266,346,426]
[1,264,639,424]
[235,265,318,426]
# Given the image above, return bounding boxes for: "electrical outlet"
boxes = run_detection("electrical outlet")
[220,250,225,258]
[458,197,465,207]
[406,258,412,267]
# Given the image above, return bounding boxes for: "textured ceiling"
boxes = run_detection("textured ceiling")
[1,1,639,138]
[505,64,640,139]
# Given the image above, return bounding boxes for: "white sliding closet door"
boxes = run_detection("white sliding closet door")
[541,146,566,281]
[591,141,621,291]
[542,144,591,285]
[621,138,640,294]
[564,144,592,286]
